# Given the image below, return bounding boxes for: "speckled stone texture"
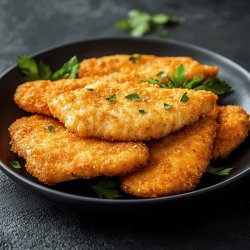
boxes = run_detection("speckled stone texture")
[0,0,250,249]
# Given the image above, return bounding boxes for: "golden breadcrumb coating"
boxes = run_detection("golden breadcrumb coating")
[212,105,250,159]
[9,115,149,185]
[49,81,217,141]
[13,73,142,115]
[14,78,95,115]
[121,115,217,197]
[79,54,218,80]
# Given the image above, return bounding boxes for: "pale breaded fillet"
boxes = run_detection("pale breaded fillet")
[79,54,218,80]
[9,115,149,185]
[14,73,140,115]
[121,115,217,198]
[48,81,218,141]
[14,78,95,115]
[212,105,250,159]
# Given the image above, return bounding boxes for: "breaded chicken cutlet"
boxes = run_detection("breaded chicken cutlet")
[79,54,218,80]
[48,81,217,141]
[212,105,250,159]
[14,73,142,115]
[9,115,149,185]
[121,115,217,198]
[14,78,95,116]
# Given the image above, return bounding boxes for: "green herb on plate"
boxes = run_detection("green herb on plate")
[125,93,140,100]
[129,54,142,63]
[11,161,22,169]
[180,92,189,102]
[106,94,117,102]
[164,103,171,110]
[140,78,167,88]
[45,125,55,133]
[206,166,234,176]
[18,55,79,82]
[92,178,122,199]
[139,109,147,114]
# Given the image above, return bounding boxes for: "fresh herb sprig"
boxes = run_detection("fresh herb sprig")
[206,166,234,176]
[91,178,122,199]
[168,65,231,94]
[116,9,184,37]
[11,161,22,169]
[45,125,55,133]
[18,55,79,82]
[141,65,231,95]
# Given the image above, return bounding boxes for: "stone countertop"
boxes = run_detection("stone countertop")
[1,0,250,249]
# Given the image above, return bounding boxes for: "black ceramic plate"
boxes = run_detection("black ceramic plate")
[0,38,249,214]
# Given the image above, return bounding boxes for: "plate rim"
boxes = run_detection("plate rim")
[0,36,250,205]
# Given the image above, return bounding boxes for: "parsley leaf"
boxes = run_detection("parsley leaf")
[140,78,167,88]
[206,166,234,176]
[125,93,140,100]
[129,54,142,63]
[180,92,189,102]
[51,56,79,80]
[116,9,184,37]
[18,55,79,82]
[92,178,122,199]
[85,86,94,91]
[18,56,52,82]
[45,125,55,133]
[169,65,232,95]
[11,161,21,169]
[139,109,147,114]
[156,71,167,78]
[172,64,186,87]
[164,103,171,110]
[106,94,117,102]
[194,78,232,95]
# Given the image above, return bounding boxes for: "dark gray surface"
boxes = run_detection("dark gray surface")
[0,0,250,249]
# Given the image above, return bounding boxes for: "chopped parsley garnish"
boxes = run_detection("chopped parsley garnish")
[206,166,234,176]
[180,92,189,102]
[140,78,167,88]
[106,94,117,102]
[167,65,231,94]
[116,9,184,37]
[125,93,140,100]
[193,78,232,95]
[156,71,167,78]
[171,64,187,87]
[11,161,21,169]
[17,55,79,82]
[139,109,147,114]
[91,178,122,199]
[45,125,55,133]
[129,54,142,63]
[164,103,171,110]
[140,65,231,95]
[85,86,94,91]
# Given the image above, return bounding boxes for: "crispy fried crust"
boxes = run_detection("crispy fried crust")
[14,78,95,115]
[13,73,142,115]
[9,115,149,185]
[79,54,219,80]
[121,116,217,197]
[49,81,217,141]
[212,105,250,159]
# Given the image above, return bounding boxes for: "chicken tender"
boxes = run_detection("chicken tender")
[121,115,217,198]
[48,81,218,141]
[14,73,140,115]
[212,105,250,159]
[79,54,219,80]
[9,115,149,185]
[14,78,95,115]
